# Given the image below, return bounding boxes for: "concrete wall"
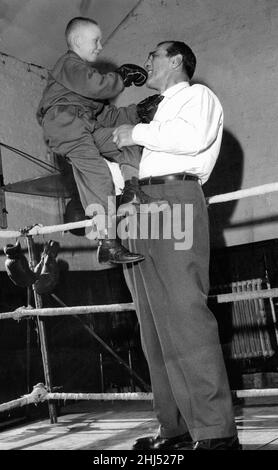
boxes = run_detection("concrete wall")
[0,0,139,68]
[0,0,278,274]
[104,0,278,248]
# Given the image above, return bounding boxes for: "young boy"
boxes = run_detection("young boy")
[37,17,163,264]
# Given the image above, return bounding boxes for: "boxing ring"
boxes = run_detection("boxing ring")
[1,181,278,424]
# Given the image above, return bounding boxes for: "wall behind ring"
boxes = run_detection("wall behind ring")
[104,0,278,249]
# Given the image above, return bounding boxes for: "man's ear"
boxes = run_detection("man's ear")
[171,54,183,69]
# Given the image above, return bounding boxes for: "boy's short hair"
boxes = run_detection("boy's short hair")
[158,41,196,79]
[65,17,98,48]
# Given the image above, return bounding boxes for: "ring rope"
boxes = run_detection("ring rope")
[1,383,278,414]
[213,287,278,304]
[0,219,96,239]
[1,287,278,321]
[0,303,135,321]
[206,181,278,204]
[0,142,59,173]
[0,181,278,239]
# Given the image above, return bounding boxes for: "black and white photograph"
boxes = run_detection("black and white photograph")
[0,0,278,454]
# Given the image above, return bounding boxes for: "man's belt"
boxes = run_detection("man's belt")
[139,173,199,186]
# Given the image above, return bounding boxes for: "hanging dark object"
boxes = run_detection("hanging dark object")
[34,240,60,294]
[3,241,37,287]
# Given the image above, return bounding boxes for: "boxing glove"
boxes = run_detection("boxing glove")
[116,64,148,87]
[4,241,37,287]
[34,240,60,294]
[136,94,164,123]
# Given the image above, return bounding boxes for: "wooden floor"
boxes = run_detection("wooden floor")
[1,397,278,450]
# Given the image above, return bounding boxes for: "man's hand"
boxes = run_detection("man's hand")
[113,125,136,148]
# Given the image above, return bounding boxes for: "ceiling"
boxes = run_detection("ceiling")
[0,0,139,69]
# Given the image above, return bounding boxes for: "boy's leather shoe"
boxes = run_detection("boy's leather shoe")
[98,238,144,264]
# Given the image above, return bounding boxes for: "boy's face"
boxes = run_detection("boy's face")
[75,24,103,62]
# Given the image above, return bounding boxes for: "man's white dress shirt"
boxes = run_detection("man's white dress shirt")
[132,81,224,185]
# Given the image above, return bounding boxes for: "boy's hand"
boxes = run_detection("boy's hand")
[116,64,148,87]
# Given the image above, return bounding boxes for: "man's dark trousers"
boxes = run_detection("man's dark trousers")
[123,179,237,441]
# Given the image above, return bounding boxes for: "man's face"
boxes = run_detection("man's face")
[144,44,172,91]
[75,24,103,62]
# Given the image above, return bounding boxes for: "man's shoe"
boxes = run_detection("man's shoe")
[118,177,168,214]
[193,435,242,450]
[132,432,193,450]
[97,238,144,264]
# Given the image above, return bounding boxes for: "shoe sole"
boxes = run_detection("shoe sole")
[108,256,145,264]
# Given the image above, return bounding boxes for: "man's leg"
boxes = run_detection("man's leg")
[124,260,190,439]
[124,181,237,442]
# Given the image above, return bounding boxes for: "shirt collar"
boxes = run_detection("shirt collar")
[162,81,190,98]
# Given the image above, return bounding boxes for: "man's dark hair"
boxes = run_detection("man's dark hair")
[158,41,196,79]
[65,17,98,48]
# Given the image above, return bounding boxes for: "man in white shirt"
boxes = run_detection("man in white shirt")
[113,41,240,451]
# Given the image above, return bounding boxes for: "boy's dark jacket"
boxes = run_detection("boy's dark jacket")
[37,50,139,126]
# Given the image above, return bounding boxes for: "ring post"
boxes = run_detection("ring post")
[26,235,57,424]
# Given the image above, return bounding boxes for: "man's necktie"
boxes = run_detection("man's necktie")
[136,94,164,123]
